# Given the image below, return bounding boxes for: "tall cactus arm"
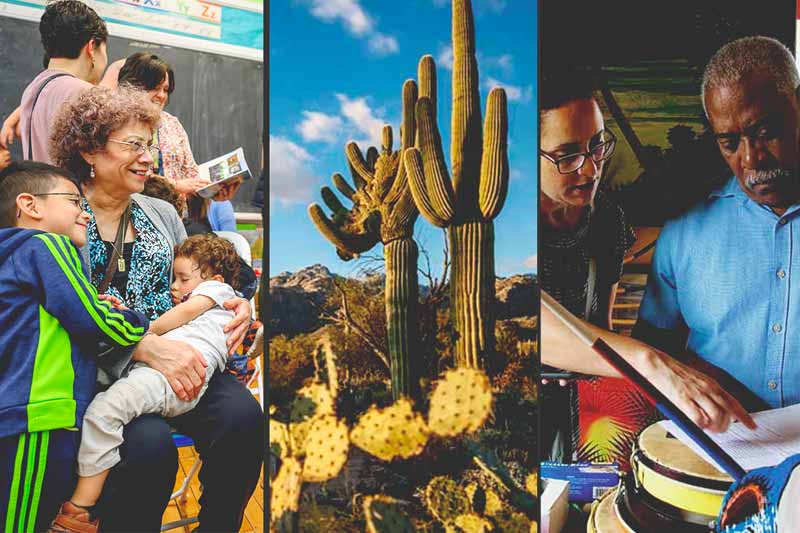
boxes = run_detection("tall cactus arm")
[410,96,456,224]
[385,79,419,207]
[308,203,378,258]
[451,0,482,204]
[321,186,347,217]
[366,146,379,172]
[332,172,356,200]
[405,147,451,228]
[346,142,374,190]
[478,88,509,220]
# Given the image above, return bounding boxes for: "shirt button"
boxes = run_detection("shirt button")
[768,380,778,391]
[777,269,786,279]
[773,323,782,333]
[779,218,788,226]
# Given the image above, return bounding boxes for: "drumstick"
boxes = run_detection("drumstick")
[541,290,746,481]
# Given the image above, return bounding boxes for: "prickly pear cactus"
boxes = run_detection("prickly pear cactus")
[404,0,508,369]
[301,414,349,482]
[493,511,532,532]
[350,398,429,461]
[428,368,492,437]
[525,471,538,497]
[465,483,503,517]
[424,476,471,524]
[270,457,303,533]
[453,513,493,532]
[289,382,335,456]
[270,418,291,459]
[309,78,423,400]
[363,495,415,533]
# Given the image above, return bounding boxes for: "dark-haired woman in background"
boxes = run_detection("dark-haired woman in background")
[118,52,210,197]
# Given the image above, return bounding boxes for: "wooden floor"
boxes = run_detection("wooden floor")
[160,444,265,532]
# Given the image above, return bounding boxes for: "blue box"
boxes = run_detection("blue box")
[541,462,620,502]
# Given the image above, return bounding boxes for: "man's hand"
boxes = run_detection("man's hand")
[132,334,208,401]
[223,297,251,355]
[0,108,21,148]
[637,347,757,433]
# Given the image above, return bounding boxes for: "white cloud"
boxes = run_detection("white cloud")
[523,254,537,269]
[305,0,372,36]
[269,135,319,206]
[297,111,343,143]
[489,53,513,75]
[485,77,533,103]
[437,44,454,71]
[300,0,398,56]
[336,94,386,147]
[368,32,399,56]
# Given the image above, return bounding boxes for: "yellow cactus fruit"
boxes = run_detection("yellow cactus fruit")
[270,457,303,526]
[350,398,429,461]
[363,494,414,533]
[269,418,291,459]
[530,521,538,533]
[428,368,492,437]
[302,415,349,483]
[525,470,538,497]
[454,513,493,532]
[289,382,335,455]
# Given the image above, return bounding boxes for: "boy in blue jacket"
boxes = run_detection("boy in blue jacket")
[0,161,149,532]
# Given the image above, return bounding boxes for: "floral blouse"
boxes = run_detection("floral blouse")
[153,110,200,185]
[85,200,173,320]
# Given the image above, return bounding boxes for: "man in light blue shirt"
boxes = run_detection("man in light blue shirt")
[636,36,800,409]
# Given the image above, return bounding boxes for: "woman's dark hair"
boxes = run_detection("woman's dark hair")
[39,0,108,59]
[186,194,210,222]
[540,68,597,114]
[118,52,175,94]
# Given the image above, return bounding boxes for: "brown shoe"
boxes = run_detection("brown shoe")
[48,501,100,533]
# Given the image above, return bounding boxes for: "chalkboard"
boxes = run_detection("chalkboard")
[0,16,264,213]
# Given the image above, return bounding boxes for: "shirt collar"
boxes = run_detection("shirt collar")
[709,175,800,218]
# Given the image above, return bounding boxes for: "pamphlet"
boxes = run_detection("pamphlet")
[660,403,800,472]
[196,147,251,199]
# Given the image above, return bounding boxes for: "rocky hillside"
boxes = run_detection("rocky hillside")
[270,265,537,338]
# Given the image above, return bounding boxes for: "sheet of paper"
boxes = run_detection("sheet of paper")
[659,403,800,472]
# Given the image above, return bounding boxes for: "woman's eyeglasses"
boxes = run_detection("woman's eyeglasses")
[540,131,617,174]
[108,139,161,159]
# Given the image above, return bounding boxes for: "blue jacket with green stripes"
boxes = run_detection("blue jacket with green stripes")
[0,228,150,439]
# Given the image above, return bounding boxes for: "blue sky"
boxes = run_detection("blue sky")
[269,0,537,278]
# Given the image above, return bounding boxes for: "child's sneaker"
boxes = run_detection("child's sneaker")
[48,501,100,533]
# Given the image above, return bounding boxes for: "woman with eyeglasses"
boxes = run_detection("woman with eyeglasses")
[538,70,754,463]
[48,86,263,531]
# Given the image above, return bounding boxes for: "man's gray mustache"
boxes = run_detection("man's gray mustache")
[745,168,793,188]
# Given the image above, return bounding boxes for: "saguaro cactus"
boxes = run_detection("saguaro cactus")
[404,0,508,369]
[308,78,424,399]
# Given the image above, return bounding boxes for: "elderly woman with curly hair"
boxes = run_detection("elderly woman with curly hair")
[49,86,264,532]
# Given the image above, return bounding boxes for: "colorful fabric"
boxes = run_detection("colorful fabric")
[0,228,148,439]
[0,430,80,533]
[155,110,199,184]
[85,200,173,320]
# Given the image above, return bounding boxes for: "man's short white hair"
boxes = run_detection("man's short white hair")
[701,35,800,116]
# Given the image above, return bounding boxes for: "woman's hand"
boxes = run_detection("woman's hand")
[636,347,757,433]
[176,177,212,196]
[99,58,127,88]
[213,178,243,202]
[133,334,208,401]
[223,297,251,354]
[97,293,128,310]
